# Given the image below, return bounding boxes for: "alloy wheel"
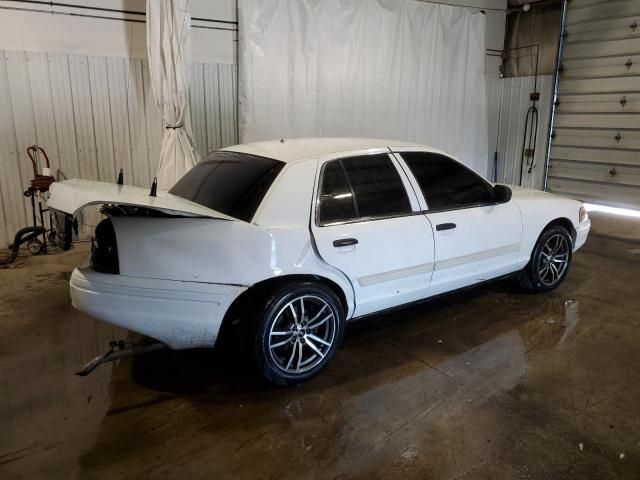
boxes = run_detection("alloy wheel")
[538,233,570,286]
[268,295,337,374]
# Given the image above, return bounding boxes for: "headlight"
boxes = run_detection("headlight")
[579,206,588,223]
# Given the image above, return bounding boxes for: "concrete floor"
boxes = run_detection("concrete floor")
[1,211,639,479]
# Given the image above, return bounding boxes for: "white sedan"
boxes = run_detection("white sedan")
[48,138,591,385]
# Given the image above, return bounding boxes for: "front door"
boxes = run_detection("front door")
[311,151,435,317]
[397,151,523,295]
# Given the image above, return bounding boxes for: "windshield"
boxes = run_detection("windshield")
[169,151,285,222]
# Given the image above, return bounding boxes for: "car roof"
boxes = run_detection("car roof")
[222,137,446,163]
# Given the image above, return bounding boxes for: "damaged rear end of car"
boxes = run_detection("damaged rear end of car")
[47,151,286,349]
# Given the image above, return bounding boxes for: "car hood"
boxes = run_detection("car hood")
[508,184,554,199]
[507,185,548,198]
[507,184,582,217]
[47,179,236,220]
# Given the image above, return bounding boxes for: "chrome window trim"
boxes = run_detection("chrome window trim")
[390,150,429,211]
[318,210,424,227]
[421,201,502,215]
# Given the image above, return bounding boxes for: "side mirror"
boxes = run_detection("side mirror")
[493,184,512,203]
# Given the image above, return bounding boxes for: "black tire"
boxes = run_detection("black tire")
[51,212,73,250]
[516,225,573,293]
[60,215,74,251]
[253,282,345,386]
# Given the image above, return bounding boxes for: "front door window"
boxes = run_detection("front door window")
[400,152,494,211]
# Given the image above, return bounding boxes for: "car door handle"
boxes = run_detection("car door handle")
[436,223,456,231]
[333,238,358,247]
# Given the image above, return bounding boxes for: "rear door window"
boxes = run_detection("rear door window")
[317,161,358,224]
[318,154,411,225]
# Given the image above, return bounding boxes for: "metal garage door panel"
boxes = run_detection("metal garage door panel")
[549,0,640,209]
[567,28,639,44]
[551,146,640,166]
[562,55,640,79]
[549,160,640,187]
[556,93,640,113]
[566,1,640,25]
[558,76,640,94]
[563,37,640,59]
[554,113,640,129]
[547,177,640,210]
[563,63,640,80]
[569,0,632,7]
[566,17,640,40]
[553,128,640,150]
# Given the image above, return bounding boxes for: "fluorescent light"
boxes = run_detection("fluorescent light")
[584,202,640,219]
[333,193,352,199]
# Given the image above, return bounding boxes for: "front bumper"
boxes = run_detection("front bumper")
[70,267,246,349]
[574,219,591,252]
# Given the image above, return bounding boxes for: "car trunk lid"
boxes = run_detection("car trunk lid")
[47,179,237,220]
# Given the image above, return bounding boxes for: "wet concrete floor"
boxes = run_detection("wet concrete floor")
[1,211,639,479]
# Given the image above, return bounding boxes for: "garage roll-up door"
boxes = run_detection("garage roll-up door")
[548,0,640,209]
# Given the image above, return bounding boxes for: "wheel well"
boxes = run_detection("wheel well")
[523,217,577,267]
[218,274,349,339]
[543,217,576,243]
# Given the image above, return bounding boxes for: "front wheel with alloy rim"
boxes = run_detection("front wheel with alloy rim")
[254,282,345,386]
[516,225,573,293]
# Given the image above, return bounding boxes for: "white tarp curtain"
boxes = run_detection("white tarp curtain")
[239,0,488,175]
[146,0,198,190]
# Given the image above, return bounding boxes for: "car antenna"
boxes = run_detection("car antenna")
[149,177,158,197]
[117,168,124,185]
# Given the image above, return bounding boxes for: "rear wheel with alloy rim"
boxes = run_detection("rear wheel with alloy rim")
[254,282,345,385]
[516,225,573,293]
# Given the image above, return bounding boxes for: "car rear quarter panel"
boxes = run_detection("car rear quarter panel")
[114,217,274,285]
[112,217,355,318]
[252,158,318,228]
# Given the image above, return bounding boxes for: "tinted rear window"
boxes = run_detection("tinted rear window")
[169,151,285,222]
[318,154,411,225]
[318,161,357,224]
[341,154,411,219]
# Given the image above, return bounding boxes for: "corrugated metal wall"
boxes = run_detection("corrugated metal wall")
[487,74,554,190]
[547,0,640,209]
[0,49,237,247]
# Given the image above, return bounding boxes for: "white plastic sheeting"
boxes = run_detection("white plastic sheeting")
[239,0,488,174]
[146,0,199,190]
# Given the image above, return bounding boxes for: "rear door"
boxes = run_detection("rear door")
[311,150,435,318]
[396,150,522,296]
